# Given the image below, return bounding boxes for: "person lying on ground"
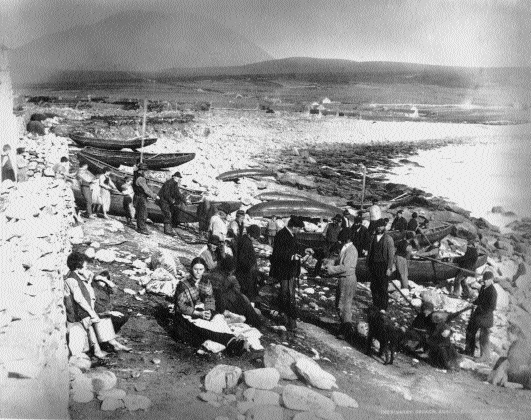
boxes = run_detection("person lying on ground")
[172,257,249,356]
[206,256,266,328]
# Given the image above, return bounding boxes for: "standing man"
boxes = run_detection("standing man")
[367,219,395,311]
[351,216,370,257]
[313,214,342,276]
[368,198,382,233]
[407,212,421,234]
[158,171,186,237]
[465,271,497,361]
[341,209,352,229]
[76,162,96,219]
[133,163,159,235]
[390,209,408,232]
[452,240,479,298]
[228,209,246,240]
[324,228,358,339]
[269,215,305,330]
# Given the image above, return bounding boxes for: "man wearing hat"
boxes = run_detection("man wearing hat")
[452,239,479,298]
[405,301,437,353]
[228,209,247,241]
[390,209,408,232]
[465,271,497,361]
[158,171,186,237]
[367,218,395,311]
[269,215,305,330]
[313,214,342,276]
[351,216,370,256]
[407,212,421,234]
[133,163,159,235]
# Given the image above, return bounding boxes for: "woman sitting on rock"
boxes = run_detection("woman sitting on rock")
[206,256,265,328]
[173,257,248,356]
[64,252,131,358]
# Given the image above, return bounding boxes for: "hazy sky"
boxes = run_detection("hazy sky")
[1,0,529,67]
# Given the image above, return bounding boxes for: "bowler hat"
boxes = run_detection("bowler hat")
[172,171,182,178]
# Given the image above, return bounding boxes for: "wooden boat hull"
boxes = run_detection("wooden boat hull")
[247,200,343,220]
[80,147,195,170]
[76,153,203,201]
[387,223,454,246]
[216,169,277,181]
[70,132,157,150]
[356,254,488,285]
[72,183,239,225]
[256,192,319,202]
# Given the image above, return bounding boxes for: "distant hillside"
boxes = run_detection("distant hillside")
[157,57,531,89]
[10,9,272,83]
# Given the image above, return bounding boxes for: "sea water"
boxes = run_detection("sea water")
[387,123,531,229]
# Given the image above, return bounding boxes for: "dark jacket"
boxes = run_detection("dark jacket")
[367,233,395,271]
[351,225,370,255]
[64,271,91,323]
[407,218,419,233]
[391,216,408,232]
[269,227,303,281]
[158,178,185,204]
[471,283,497,328]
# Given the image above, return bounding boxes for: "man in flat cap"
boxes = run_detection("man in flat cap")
[158,171,186,237]
[367,218,395,311]
[269,215,305,330]
[133,163,159,235]
[390,209,408,232]
[465,271,497,361]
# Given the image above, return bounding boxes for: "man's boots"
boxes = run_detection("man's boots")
[164,223,176,237]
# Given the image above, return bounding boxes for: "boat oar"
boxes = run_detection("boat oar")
[414,255,478,277]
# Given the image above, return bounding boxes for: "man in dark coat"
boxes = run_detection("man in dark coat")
[390,209,408,232]
[465,271,497,361]
[133,163,159,235]
[313,214,342,276]
[350,216,370,256]
[158,171,186,236]
[452,240,479,298]
[407,212,421,233]
[367,219,395,311]
[269,215,305,330]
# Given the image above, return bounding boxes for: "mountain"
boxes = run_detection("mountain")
[10,9,272,82]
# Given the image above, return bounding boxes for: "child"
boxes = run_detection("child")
[121,177,135,226]
[16,148,28,182]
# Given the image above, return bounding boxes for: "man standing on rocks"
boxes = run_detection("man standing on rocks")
[269,215,305,330]
[465,271,497,361]
[158,171,186,237]
[391,209,408,232]
[367,219,395,311]
[133,163,159,235]
[76,162,95,218]
[324,228,358,339]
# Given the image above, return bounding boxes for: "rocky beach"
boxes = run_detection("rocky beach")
[2,101,531,420]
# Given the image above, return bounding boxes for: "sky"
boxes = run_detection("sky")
[1,0,529,67]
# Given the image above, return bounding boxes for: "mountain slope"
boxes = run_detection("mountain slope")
[10,9,272,79]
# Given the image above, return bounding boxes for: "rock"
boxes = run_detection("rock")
[199,391,222,403]
[123,394,152,411]
[83,247,95,259]
[243,388,280,405]
[94,249,116,263]
[150,248,183,277]
[294,358,337,390]
[293,411,344,420]
[145,279,177,297]
[202,340,226,353]
[69,354,91,372]
[69,365,83,381]
[87,370,117,392]
[330,391,358,408]
[245,405,284,420]
[459,357,479,371]
[243,368,280,390]
[132,259,147,270]
[356,321,368,337]
[455,221,478,241]
[205,364,242,394]
[71,375,94,402]
[489,358,509,386]
[494,284,510,310]
[101,397,125,411]
[150,267,176,282]
[281,384,336,412]
[68,226,85,244]
[98,388,127,400]
[277,172,317,189]
[71,388,94,403]
[492,206,505,213]
[264,344,322,380]
[506,339,531,389]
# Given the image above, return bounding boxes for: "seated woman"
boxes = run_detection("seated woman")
[207,256,265,328]
[64,252,131,358]
[173,257,248,355]
[93,271,131,339]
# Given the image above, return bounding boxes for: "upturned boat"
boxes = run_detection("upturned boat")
[70,132,157,150]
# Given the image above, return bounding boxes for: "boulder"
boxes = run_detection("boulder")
[150,248,184,277]
[84,247,96,259]
[243,368,280,390]
[506,339,531,389]
[294,358,337,390]
[493,284,510,310]
[98,388,127,401]
[330,391,359,408]
[101,397,125,411]
[245,405,284,420]
[123,394,152,411]
[243,388,280,405]
[430,211,468,224]
[281,384,336,412]
[205,364,242,394]
[94,249,116,263]
[86,370,117,392]
[455,221,478,241]
[264,344,320,380]
[69,354,91,372]
[495,239,514,254]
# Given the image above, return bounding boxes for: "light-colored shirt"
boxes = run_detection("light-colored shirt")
[369,204,382,221]
[208,214,228,241]
[64,273,97,319]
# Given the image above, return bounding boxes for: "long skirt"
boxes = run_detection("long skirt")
[100,188,111,213]
[91,182,103,205]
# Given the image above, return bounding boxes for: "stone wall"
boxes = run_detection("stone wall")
[0,136,77,418]
[0,50,19,174]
